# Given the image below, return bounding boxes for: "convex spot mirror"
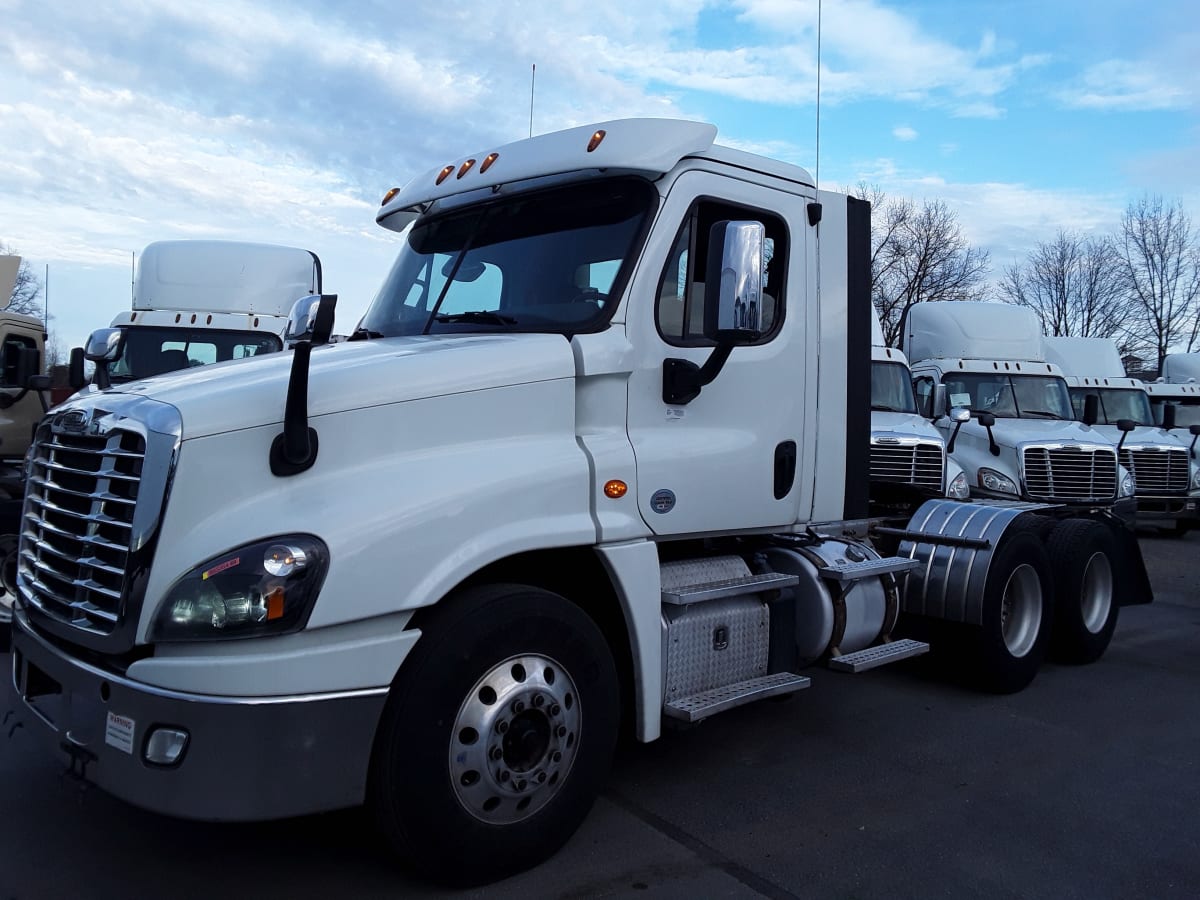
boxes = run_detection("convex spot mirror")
[704,220,765,345]
[949,406,971,424]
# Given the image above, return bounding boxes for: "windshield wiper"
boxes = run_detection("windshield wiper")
[871,404,910,413]
[433,311,518,325]
[348,327,384,341]
[1021,410,1062,419]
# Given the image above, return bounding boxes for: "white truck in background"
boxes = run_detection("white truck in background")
[1148,354,1200,431]
[905,302,1136,513]
[5,120,1153,885]
[868,314,968,511]
[1044,336,1200,535]
[72,240,322,389]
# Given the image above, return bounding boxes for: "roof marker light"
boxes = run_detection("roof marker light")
[587,130,606,152]
[436,165,455,185]
[480,152,500,174]
[381,187,400,206]
[457,158,476,179]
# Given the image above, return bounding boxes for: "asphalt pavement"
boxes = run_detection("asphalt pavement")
[2,535,1197,900]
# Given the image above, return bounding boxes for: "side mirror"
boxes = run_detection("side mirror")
[949,406,971,424]
[1190,424,1200,437]
[1082,394,1099,427]
[1161,403,1177,430]
[284,295,337,347]
[930,384,948,421]
[85,328,124,363]
[15,346,39,388]
[704,220,765,344]
[976,411,997,428]
[1116,419,1136,433]
[69,347,86,391]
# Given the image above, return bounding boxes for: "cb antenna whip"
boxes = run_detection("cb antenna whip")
[529,63,536,138]
[814,0,822,193]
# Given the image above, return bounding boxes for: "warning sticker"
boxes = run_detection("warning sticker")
[105,711,136,755]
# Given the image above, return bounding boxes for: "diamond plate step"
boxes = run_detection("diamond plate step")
[827,638,930,673]
[662,572,799,606]
[663,672,811,722]
[818,556,921,583]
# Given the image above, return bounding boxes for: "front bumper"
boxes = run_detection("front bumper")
[1134,494,1200,530]
[8,611,389,821]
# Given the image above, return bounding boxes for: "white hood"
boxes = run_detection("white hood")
[102,333,578,439]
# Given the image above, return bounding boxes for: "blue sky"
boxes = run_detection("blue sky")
[1,0,1197,354]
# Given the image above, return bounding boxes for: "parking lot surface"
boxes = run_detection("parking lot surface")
[2,535,1197,899]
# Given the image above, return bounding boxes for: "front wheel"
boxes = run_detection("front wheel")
[368,583,619,886]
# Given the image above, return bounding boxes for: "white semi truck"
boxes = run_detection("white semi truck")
[869,314,968,510]
[73,240,322,389]
[1148,353,1200,430]
[5,120,1151,885]
[905,302,1136,512]
[1044,336,1200,535]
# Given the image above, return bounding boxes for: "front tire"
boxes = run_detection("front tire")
[1046,518,1120,664]
[368,583,619,886]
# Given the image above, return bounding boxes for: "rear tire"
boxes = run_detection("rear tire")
[970,529,1054,693]
[368,583,619,887]
[1046,519,1120,664]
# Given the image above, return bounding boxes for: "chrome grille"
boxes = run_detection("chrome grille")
[1022,446,1117,502]
[1120,447,1189,495]
[19,428,145,634]
[870,442,945,490]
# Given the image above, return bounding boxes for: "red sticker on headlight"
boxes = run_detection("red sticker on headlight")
[201,557,241,580]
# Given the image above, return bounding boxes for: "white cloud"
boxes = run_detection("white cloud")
[892,125,918,142]
[1057,59,1193,111]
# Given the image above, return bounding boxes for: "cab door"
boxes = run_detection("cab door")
[624,170,810,536]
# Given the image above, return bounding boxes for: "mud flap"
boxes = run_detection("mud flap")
[1102,515,1153,606]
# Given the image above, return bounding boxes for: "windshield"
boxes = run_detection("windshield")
[110,326,282,382]
[942,373,1073,420]
[1151,398,1200,428]
[359,177,656,338]
[871,361,917,413]
[1068,387,1153,425]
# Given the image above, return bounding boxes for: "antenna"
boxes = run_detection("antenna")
[529,63,536,138]
[44,263,49,333]
[131,250,135,303]
[814,0,822,193]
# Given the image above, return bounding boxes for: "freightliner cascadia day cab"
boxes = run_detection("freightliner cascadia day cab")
[868,312,968,511]
[73,240,323,389]
[1043,335,1200,534]
[905,301,1137,512]
[5,120,1152,885]
[0,256,53,647]
[1148,353,1200,433]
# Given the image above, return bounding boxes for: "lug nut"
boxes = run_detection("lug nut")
[516,779,527,791]
[537,771,547,783]
[497,720,509,734]
[549,704,561,716]
[533,695,544,708]
[556,725,567,738]
[490,747,503,761]
[499,771,510,783]
[551,751,562,763]
[513,700,525,713]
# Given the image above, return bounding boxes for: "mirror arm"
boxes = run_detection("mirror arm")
[946,419,964,454]
[986,424,1000,456]
[663,344,733,405]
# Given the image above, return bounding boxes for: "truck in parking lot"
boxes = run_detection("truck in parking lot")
[4,120,1152,885]
[1044,336,1200,535]
[73,240,322,389]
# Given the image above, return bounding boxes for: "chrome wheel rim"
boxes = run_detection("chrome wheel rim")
[1080,551,1113,634]
[1000,563,1042,658]
[449,654,581,825]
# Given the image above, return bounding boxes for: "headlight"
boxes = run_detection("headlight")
[1192,467,1200,490]
[150,535,328,642]
[979,467,1018,496]
[1121,473,1136,497]
[946,470,970,499]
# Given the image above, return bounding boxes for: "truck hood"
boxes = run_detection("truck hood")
[961,418,1112,448]
[105,333,578,439]
[1087,423,1184,449]
[870,411,944,443]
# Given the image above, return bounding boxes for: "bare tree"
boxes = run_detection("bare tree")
[856,190,991,345]
[0,242,44,317]
[1118,195,1200,371]
[998,230,1132,341]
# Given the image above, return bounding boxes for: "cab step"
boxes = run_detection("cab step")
[663,672,811,722]
[818,556,921,583]
[827,638,929,673]
[661,571,799,606]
